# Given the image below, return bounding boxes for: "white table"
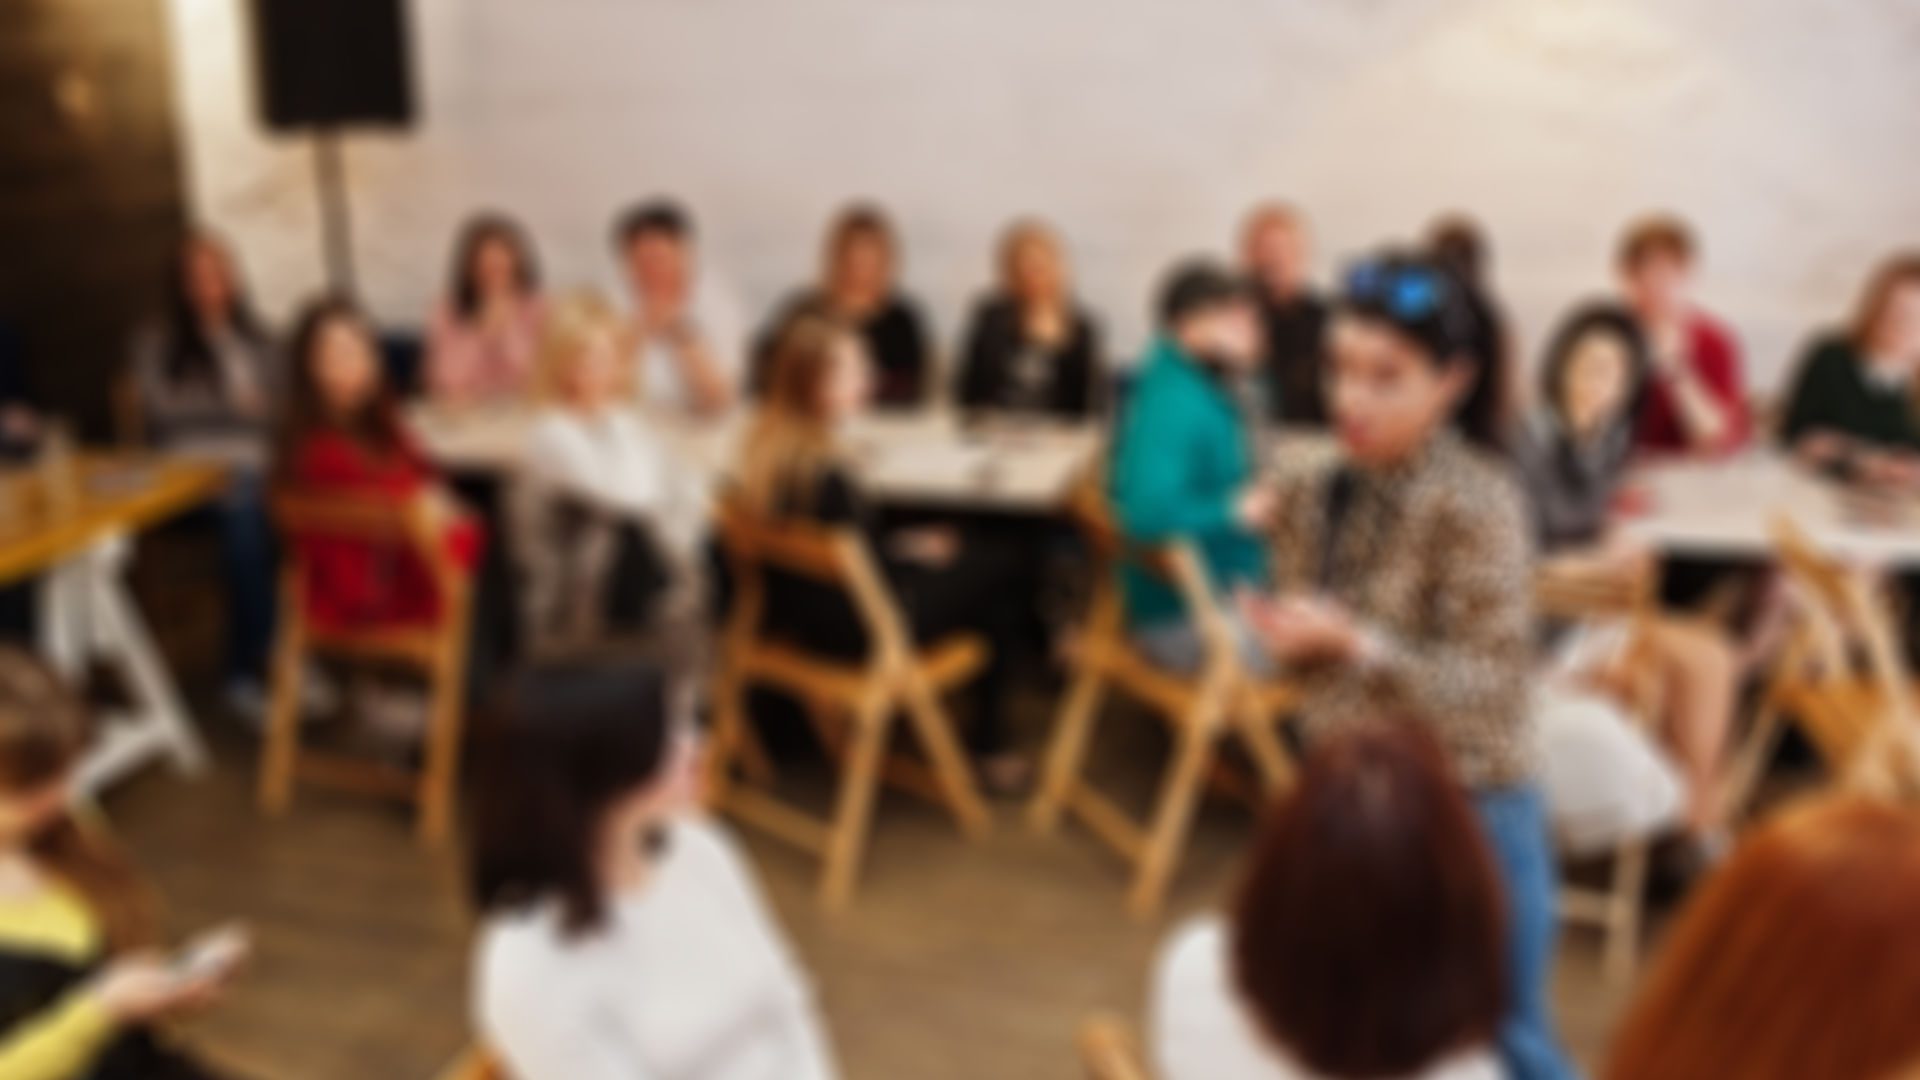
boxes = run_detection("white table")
[0,457,220,794]
[1621,454,1920,566]
[408,404,1102,515]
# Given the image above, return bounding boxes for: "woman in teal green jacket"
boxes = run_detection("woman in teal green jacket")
[1110,261,1274,670]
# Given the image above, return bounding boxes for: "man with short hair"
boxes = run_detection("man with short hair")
[611,199,747,417]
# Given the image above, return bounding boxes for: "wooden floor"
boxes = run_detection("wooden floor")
[108,688,1636,1080]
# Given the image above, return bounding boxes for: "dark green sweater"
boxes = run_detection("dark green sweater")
[1778,335,1920,453]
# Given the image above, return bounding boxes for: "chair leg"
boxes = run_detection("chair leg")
[1028,664,1108,835]
[417,647,469,847]
[257,604,306,817]
[1236,703,1296,798]
[1604,840,1651,984]
[704,664,746,808]
[820,693,894,911]
[1727,695,1786,825]
[901,672,990,840]
[1128,695,1225,919]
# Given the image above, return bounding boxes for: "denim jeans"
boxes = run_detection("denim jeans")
[1131,613,1276,677]
[217,470,277,685]
[1474,784,1581,1080]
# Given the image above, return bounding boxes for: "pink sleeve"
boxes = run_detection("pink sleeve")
[425,302,478,402]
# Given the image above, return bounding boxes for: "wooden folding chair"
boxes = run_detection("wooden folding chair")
[435,1047,506,1080]
[260,493,473,845]
[1536,555,1666,984]
[1730,515,1918,813]
[1077,1015,1152,1080]
[1029,480,1300,918]
[706,496,991,910]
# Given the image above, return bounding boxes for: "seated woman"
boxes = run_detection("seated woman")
[1154,722,1503,1080]
[0,649,250,1080]
[128,229,282,716]
[954,220,1105,419]
[275,297,482,635]
[1780,252,1920,488]
[1242,252,1574,1080]
[735,316,1029,790]
[514,290,707,661]
[472,659,837,1080]
[1604,794,1920,1080]
[755,204,932,409]
[1509,304,1739,847]
[425,212,546,407]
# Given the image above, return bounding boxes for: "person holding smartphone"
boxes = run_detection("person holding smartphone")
[1239,252,1575,1080]
[0,649,250,1079]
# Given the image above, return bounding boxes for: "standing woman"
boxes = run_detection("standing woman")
[735,317,1030,791]
[1779,252,1920,486]
[425,213,546,407]
[0,650,250,1079]
[757,205,932,409]
[472,660,838,1080]
[129,230,282,716]
[954,219,1104,419]
[1240,252,1575,1080]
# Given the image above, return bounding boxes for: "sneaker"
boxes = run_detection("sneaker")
[225,679,267,726]
[357,684,428,746]
[299,664,340,717]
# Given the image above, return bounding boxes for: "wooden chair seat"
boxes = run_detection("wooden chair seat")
[1031,479,1301,918]
[1772,676,1920,772]
[708,498,990,909]
[259,492,474,846]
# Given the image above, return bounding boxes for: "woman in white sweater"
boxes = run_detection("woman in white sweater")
[1152,721,1505,1080]
[470,660,838,1080]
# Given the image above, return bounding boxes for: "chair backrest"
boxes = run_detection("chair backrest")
[1771,514,1915,761]
[273,490,469,605]
[712,492,910,660]
[1078,1016,1153,1080]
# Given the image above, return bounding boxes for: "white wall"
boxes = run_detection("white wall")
[165,0,1920,389]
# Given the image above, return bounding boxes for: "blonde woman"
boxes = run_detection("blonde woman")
[954,219,1104,419]
[738,316,1030,791]
[514,290,707,659]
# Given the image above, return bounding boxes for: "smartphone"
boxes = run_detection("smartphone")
[173,923,252,982]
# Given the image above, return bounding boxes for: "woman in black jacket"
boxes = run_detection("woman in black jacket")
[954,219,1104,420]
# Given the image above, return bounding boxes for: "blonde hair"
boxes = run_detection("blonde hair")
[997,218,1067,300]
[537,289,632,404]
[0,650,156,950]
[735,315,852,515]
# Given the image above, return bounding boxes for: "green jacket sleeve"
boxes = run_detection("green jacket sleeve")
[0,990,116,1080]
[1112,388,1235,541]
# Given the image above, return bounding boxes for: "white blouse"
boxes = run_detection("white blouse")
[475,816,839,1080]
[522,406,707,555]
[1152,918,1501,1080]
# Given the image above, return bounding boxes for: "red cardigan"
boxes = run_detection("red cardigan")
[286,429,482,632]
[1633,312,1752,457]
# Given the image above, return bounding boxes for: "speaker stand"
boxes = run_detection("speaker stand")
[312,128,355,296]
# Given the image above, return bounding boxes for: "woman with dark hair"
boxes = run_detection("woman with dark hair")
[1153,722,1503,1080]
[0,649,251,1079]
[1604,795,1920,1080]
[425,212,546,405]
[1512,305,1734,848]
[276,297,481,636]
[1240,251,1574,1080]
[953,218,1104,419]
[1779,252,1920,486]
[754,204,932,409]
[129,230,282,714]
[1427,214,1515,439]
[471,660,836,1080]
[735,316,1029,790]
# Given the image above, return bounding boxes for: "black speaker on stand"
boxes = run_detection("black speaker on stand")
[248,0,417,297]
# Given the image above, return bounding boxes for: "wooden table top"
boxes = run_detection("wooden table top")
[0,455,227,586]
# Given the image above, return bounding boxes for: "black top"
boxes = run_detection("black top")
[0,323,34,460]
[953,295,1103,419]
[1778,334,1920,459]
[759,465,887,653]
[753,291,932,409]
[1252,287,1329,425]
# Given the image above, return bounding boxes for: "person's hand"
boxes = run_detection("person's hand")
[1647,317,1688,378]
[1025,305,1068,350]
[1239,591,1365,666]
[1856,449,1920,492]
[1234,483,1278,531]
[891,526,960,567]
[1795,430,1852,469]
[88,952,227,1024]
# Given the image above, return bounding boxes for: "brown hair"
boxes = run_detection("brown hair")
[1848,251,1920,355]
[274,295,405,485]
[996,218,1066,296]
[0,650,156,950]
[734,315,853,515]
[1616,214,1696,272]
[1232,721,1506,1078]
[536,289,631,404]
[1605,795,1920,1080]
[826,203,896,267]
